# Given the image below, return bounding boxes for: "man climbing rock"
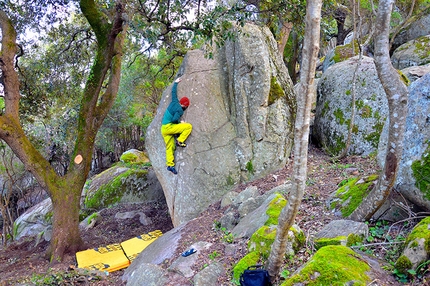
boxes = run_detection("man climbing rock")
[161,77,192,174]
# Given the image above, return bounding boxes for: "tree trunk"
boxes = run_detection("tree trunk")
[348,0,408,221]
[277,21,293,57]
[0,1,127,261]
[266,0,322,282]
[48,182,84,260]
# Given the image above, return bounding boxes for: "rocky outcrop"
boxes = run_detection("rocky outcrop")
[145,23,295,226]
[122,185,304,285]
[378,73,430,211]
[391,35,430,70]
[313,56,388,156]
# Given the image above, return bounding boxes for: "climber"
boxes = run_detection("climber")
[161,77,192,175]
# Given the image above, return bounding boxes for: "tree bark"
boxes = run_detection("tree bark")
[348,0,408,221]
[266,0,322,281]
[0,1,127,261]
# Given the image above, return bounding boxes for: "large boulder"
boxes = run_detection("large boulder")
[378,73,430,211]
[392,14,430,50]
[145,23,295,226]
[313,56,388,156]
[391,35,430,70]
[82,165,164,210]
[14,198,53,242]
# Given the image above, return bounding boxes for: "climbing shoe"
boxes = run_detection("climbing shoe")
[167,166,177,174]
[176,141,187,147]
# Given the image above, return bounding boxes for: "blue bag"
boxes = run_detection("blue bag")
[240,265,271,286]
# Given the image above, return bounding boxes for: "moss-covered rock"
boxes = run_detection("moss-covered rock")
[120,149,149,164]
[269,76,286,105]
[83,165,163,210]
[314,56,388,156]
[314,236,345,249]
[411,143,430,200]
[282,245,371,285]
[328,174,379,217]
[248,225,277,259]
[233,193,305,283]
[395,216,430,272]
[392,35,430,69]
[265,193,287,226]
[232,251,260,283]
[395,255,413,274]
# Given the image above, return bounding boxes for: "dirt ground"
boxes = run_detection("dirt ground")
[1,145,429,285]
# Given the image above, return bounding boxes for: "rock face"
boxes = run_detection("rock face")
[378,73,430,211]
[145,23,295,226]
[391,35,430,70]
[313,56,388,156]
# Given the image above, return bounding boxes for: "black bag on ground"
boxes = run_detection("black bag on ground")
[240,265,271,286]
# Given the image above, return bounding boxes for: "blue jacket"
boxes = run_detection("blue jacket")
[162,82,184,125]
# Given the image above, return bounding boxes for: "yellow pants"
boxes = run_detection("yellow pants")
[161,123,192,166]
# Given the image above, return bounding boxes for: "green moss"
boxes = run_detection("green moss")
[352,125,359,134]
[395,255,413,274]
[404,216,430,253]
[232,251,261,283]
[414,36,430,60]
[269,76,285,105]
[330,174,379,217]
[333,108,345,125]
[265,194,287,226]
[356,99,364,110]
[397,70,411,86]
[345,89,351,95]
[314,236,345,249]
[333,42,360,63]
[248,225,277,259]
[364,121,385,148]
[360,105,372,118]
[411,144,430,199]
[326,134,347,156]
[226,174,235,186]
[246,160,254,174]
[84,168,149,209]
[120,152,138,163]
[283,245,370,285]
[346,233,364,247]
[322,101,330,117]
[44,211,53,223]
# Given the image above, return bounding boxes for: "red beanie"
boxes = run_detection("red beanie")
[179,97,190,107]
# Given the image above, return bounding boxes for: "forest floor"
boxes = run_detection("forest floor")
[1,145,429,285]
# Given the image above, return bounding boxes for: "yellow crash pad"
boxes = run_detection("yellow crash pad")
[121,230,163,262]
[76,230,163,272]
[76,243,130,272]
